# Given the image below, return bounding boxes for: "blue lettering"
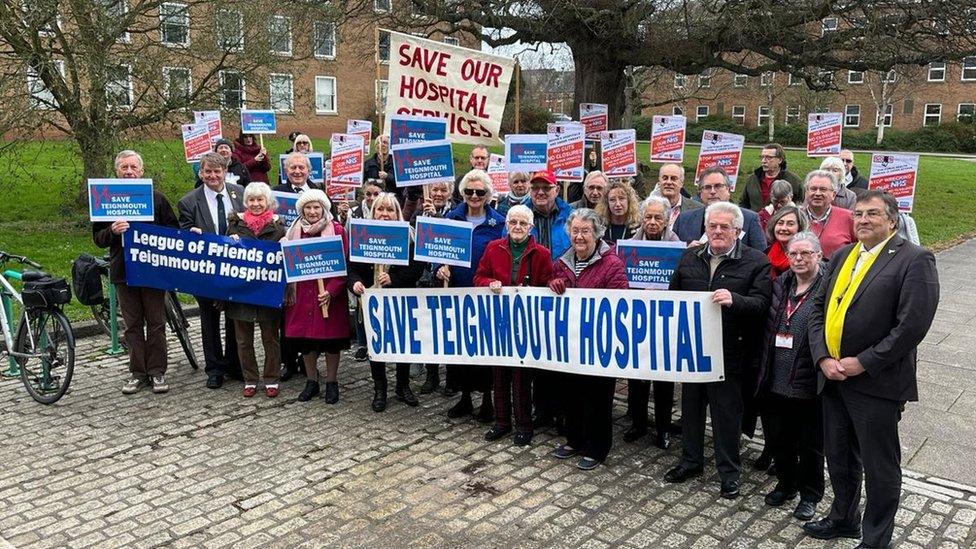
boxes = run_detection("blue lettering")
[492,295,512,356]
[675,301,695,372]
[527,296,542,360]
[614,300,629,369]
[426,296,441,354]
[513,295,528,358]
[438,296,455,355]
[391,296,408,353]
[596,298,613,368]
[406,296,420,354]
[462,295,477,356]
[451,295,463,356]
[554,297,569,362]
[659,300,674,372]
[579,297,596,366]
[647,300,657,371]
[368,296,382,355]
[694,302,713,372]
[477,295,494,356]
[539,296,555,361]
[382,297,396,354]
[631,299,647,370]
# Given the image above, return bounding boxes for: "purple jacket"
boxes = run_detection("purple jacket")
[551,241,629,291]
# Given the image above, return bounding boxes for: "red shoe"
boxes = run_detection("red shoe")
[242,386,257,398]
[265,386,279,398]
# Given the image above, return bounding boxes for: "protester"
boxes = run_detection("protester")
[178,152,244,388]
[596,181,640,243]
[292,134,313,153]
[570,145,601,203]
[805,190,940,548]
[496,171,531,216]
[653,163,702,231]
[739,143,803,211]
[437,170,505,421]
[225,183,286,398]
[758,179,795,231]
[756,231,826,522]
[664,202,772,499]
[839,149,869,194]
[93,151,180,395]
[820,157,857,210]
[570,171,608,210]
[549,208,629,470]
[348,193,424,412]
[451,146,490,204]
[195,138,250,188]
[282,190,350,403]
[802,170,856,258]
[624,195,680,448]
[233,132,271,184]
[364,134,421,220]
[765,206,810,278]
[474,205,554,446]
[284,130,302,154]
[673,167,766,249]
[347,180,384,362]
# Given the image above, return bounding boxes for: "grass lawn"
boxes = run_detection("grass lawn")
[2,137,975,321]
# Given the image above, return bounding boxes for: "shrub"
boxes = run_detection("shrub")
[501,104,553,135]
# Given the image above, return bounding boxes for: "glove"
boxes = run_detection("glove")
[548,278,566,295]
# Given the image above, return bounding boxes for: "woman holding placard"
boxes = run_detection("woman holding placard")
[282,189,350,404]
[348,193,425,412]
[436,170,505,423]
[595,181,640,244]
[233,132,271,184]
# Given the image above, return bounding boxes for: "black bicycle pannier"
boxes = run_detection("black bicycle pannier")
[72,254,104,306]
[22,277,72,308]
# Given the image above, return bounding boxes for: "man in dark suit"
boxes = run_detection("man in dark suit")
[805,190,939,549]
[178,152,245,389]
[673,167,766,249]
[272,152,323,194]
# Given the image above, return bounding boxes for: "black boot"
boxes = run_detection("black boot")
[297,380,320,402]
[476,391,494,423]
[447,392,474,418]
[323,381,339,404]
[420,365,440,394]
[396,383,419,406]
[371,379,387,412]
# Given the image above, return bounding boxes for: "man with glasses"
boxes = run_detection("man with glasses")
[653,163,702,230]
[805,190,939,549]
[839,149,869,195]
[802,170,856,259]
[739,143,803,212]
[569,171,609,210]
[673,167,766,249]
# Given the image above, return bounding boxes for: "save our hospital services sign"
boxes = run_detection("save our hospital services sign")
[695,130,745,190]
[807,112,843,157]
[383,30,515,146]
[868,153,920,212]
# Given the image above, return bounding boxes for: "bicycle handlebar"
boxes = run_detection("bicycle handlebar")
[0,251,42,269]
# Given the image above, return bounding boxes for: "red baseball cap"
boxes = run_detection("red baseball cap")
[529,170,557,186]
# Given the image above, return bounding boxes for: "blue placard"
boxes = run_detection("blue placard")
[504,134,548,172]
[281,236,347,282]
[392,139,455,188]
[348,218,411,266]
[88,178,155,222]
[271,191,299,227]
[240,109,277,134]
[389,114,448,146]
[615,240,686,290]
[414,217,473,267]
[278,152,325,183]
[123,223,286,308]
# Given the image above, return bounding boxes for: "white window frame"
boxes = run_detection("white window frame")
[698,70,712,89]
[785,105,800,125]
[315,75,337,115]
[159,2,189,47]
[443,36,459,46]
[671,105,684,117]
[923,103,942,126]
[216,9,244,53]
[844,105,861,127]
[268,15,292,56]
[848,70,864,84]
[875,104,893,127]
[962,58,976,81]
[757,106,770,127]
[733,74,747,88]
[673,74,686,89]
[788,74,801,87]
[818,70,834,87]
[882,69,897,83]
[313,21,336,59]
[731,105,745,125]
[219,70,246,110]
[928,62,946,82]
[97,0,129,43]
[374,0,391,13]
[26,59,65,109]
[695,105,709,122]
[821,17,838,36]
[760,72,773,87]
[378,31,390,64]
[376,79,388,113]
[162,66,192,102]
[269,73,293,113]
[106,63,133,110]
[958,103,976,121]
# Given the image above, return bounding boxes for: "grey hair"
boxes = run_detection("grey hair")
[459,169,494,198]
[243,182,277,211]
[284,152,311,171]
[583,170,609,187]
[804,169,838,191]
[114,150,143,171]
[506,204,534,226]
[819,157,846,190]
[429,179,455,195]
[770,179,794,201]
[567,208,606,239]
[198,151,229,170]
[659,163,685,182]
[788,231,822,253]
[508,171,530,185]
[704,201,744,230]
[640,195,673,224]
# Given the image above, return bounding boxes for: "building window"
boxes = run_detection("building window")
[160,3,189,46]
[695,105,709,122]
[962,58,976,81]
[785,106,800,125]
[923,104,942,126]
[374,0,391,13]
[97,0,129,42]
[882,69,897,83]
[106,64,132,109]
[760,72,773,87]
[216,9,244,52]
[673,74,685,89]
[698,70,712,89]
[268,16,291,56]
[315,75,337,114]
[269,73,293,112]
[162,66,191,103]
[844,105,861,127]
[672,105,684,117]
[313,22,336,59]
[378,31,390,63]
[958,103,975,122]
[818,71,834,86]
[733,74,747,88]
[848,70,864,84]
[731,106,745,125]
[876,104,893,127]
[219,70,245,110]
[928,62,946,82]
[443,36,459,46]
[757,106,770,127]
[821,17,838,35]
[26,60,65,109]
[788,74,801,87]
[376,79,388,112]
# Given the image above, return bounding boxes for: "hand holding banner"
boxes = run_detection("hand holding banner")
[392,139,455,187]
[281,236,348,282]
[695,130,745,190]
[868,153,919,212]
[650,115,687,162]
[330,134,365,187]
[807,113,843,157]
[547,122,586,182]
[414,217,473,267]
[615,240,686,289]
[600,130,638,177]
[89,179,155,222]
[348,218,411,266]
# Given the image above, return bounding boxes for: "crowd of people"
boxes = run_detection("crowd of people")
[93,139,939,549]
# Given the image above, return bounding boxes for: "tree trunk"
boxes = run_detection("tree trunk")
[768,106,776,141]
[570,41,627,129]
[74,126,117,206]
[876,122,885,145]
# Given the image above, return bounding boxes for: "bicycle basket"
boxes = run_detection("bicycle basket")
[71,253,105,306]
[22,277,72,308]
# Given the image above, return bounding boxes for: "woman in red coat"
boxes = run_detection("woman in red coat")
[233,132,271,184]
[283,189,350,403]
[474,205,553,447]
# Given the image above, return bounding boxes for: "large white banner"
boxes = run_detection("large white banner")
[363,287,725,383]
[383,31,515,146]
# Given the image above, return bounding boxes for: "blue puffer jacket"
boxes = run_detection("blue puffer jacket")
[441,202,506,287]
[531,197,573,259]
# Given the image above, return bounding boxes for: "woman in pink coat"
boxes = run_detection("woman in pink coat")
[283,190,350,403]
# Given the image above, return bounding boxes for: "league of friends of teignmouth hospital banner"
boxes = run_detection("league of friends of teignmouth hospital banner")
[363,287,726,383]
[383,31,515,146]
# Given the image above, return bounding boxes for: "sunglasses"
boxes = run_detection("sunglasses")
[463,188,488,197]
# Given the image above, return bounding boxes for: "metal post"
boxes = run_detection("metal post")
[106,283,124,355]
[1,291,19,377]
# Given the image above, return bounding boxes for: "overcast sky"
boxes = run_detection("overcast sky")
[481,30,574,70]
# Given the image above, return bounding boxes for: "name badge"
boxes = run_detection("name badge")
[775,333,794,349]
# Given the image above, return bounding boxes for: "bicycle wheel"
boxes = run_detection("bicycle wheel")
[165,293,199,370]
[15,308,75,404]
[90,301,128,350]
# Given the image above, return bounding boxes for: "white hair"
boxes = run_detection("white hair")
[458,169,494,199]
[704,201,744,230]
[641,195,673,224]
[506,204,534,226]
[243,182,277,211]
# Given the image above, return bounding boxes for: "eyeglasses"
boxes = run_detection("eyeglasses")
[570,228,594,236]
[507,219,531,227]
[852,209,886,219]
[787,250,818,259]
[700,184,727,192]
[760,154,779,160]
[463,188,488,197]
[531,186,555,193]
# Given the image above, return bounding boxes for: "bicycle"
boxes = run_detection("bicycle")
[0,251,75,404]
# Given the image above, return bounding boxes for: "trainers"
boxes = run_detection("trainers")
[354,347,368,361]
[151,376,169,394]
[122,377,148,395]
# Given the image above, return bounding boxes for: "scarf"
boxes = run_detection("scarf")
[285,216,332,241]
[824,235,893,357]
[767,241,791,278]
[242,210,274,236]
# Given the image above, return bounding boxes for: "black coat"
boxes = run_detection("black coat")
[92,191,180,284]
[756,269,823,398]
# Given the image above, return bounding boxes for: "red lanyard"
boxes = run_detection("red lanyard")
[784,291,810,327]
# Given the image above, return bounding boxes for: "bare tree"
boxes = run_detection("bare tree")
[860,67,920,144]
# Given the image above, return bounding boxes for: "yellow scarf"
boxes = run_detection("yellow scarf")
[824,235,894,357]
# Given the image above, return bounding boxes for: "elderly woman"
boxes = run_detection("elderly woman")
[496,171,531,216]
[225,182,286,397]
[624,196,681,449]
[765,206,809,278]
[756,232,826,521]
[282,190,350,403]
[759,179,796,231]
[596,181,640,243]
[820,157,857,210]
[348,193,425,411]
[549,209,630,470]
[474,205,554,446]
[437,169,506,421]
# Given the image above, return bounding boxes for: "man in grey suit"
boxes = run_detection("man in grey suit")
[178,152,245,389]
[805,190,939,549]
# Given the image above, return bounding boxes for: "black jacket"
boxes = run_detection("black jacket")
[847,166,869,193]
[92,191,180,284]
[756,269,823,398]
